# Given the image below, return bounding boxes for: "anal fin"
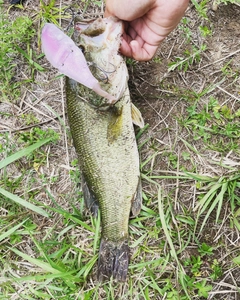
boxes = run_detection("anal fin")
[82,174,99,217]
[131,178,142,216]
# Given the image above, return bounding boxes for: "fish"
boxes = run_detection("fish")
[41,17,144,282]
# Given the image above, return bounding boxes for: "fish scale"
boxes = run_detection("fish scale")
[66,78,139,244]
[66,78,141,281]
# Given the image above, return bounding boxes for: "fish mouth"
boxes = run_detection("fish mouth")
[73,17,126,105]
[105,16,124,43]
[75,16,123,52]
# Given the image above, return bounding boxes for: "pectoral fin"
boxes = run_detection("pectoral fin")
[131,103,144,128]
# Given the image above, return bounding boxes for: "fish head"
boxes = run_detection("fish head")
[74,17,123,54]
[74,17,129,102]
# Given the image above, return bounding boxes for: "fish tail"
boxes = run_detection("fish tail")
[98,238,129,282]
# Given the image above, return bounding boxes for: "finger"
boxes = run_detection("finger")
[122,31,134,45]
[119,38,133,57]
[130,40,159,61]
[126,23,138,40]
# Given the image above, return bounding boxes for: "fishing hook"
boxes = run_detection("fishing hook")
[63,7,83,31]
[87,62,117,84]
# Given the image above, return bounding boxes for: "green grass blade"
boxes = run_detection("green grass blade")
[199,184,227,233]
[0,219,28,242]
[15,45,45,71]
[233,208,240,231]
[140,152,159,169]
[157,187,178,263]
[216,182,228,223]
[136,123,149,140]
[198,187,219,215]
[130,233,148,248]
[0,138,51,169]
[77,254,98,279]
[45,189,94,232]
[141,173,159,185]
[10,248,62,274]
[129,257,165,270]
[43,103,67,130]
[194,183,222,212]
[0,187,49,217]
[157,187,190,298]
[4,271,81,283]
[29,231,66,272]
[185,172,216,182]
[149,275,165,295]
[45,205,94,232]
[83,255,98,279]
[92,212,101,255]
[27,285,52,299]
[233,255,240,265]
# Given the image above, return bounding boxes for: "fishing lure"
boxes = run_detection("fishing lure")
[41,23,116,104]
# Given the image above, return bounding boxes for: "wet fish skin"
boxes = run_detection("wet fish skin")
[66,17,142,281]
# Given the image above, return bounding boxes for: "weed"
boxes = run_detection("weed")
[167,152,178,169]
[39,0,65,24]
[187,172,240,233]
[198,242,214,256]
[199,25,212,37]
[20,113,39,126]
[187,255,203,276]
[0,9,35,101]
[210,259,223,280]
[191,0,209,20]
[178,96,240,153]
[168,44,207,72]
[126,57,137,66]
[195,279,212,298]
[18,127,59,146]
[179,17,193,42]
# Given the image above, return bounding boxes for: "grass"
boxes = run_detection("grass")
[0,8,35,101]
[0,0,240,299]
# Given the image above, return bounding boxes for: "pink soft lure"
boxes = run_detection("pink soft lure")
[41,23,116,103]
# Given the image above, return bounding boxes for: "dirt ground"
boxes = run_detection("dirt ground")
[130,3,240,297]
[0,0,240,299]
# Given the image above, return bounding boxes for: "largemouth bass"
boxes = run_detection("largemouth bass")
[41,17,143,282]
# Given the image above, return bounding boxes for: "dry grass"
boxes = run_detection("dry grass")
[0,0,239,299]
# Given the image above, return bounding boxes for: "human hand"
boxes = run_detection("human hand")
[105,0,189,61]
